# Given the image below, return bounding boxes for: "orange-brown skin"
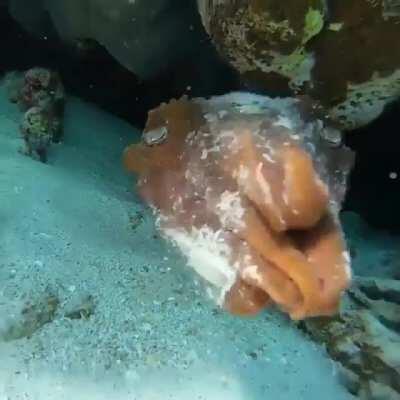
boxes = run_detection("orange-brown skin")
[124,98,351,320]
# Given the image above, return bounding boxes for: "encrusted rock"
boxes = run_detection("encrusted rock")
[198,0,400,129]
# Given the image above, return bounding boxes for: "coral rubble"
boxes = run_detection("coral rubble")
[124,92,354,320]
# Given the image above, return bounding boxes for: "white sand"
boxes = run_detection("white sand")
[0,85,354,400]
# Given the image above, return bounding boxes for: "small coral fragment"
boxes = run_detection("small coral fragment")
[19,67,65,115]
[5,67,65,162]
[20,106,61,162]
[124,93,354,320]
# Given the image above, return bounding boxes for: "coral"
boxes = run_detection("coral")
[19,67,65,116]
[197,0,326,88]
[4,67,66,162]
[20,106,59,162]
[124,92,354,320]
[198,0,400,129]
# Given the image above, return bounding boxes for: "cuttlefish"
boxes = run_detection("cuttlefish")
[123,93,354,320]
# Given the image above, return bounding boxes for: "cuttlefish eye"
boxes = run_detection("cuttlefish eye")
[143,127,168,146]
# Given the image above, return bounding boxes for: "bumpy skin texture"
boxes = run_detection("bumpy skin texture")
[124,93,354,320]
[198,0,400,129]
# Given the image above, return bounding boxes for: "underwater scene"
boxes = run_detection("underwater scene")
[0,1,399,399]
